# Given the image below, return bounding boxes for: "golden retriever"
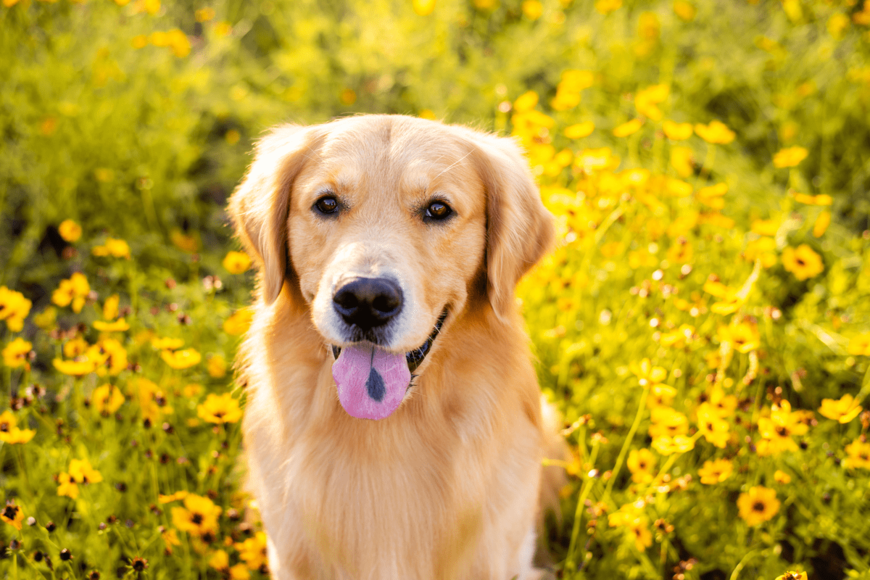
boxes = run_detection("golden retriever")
[229,115,555,579]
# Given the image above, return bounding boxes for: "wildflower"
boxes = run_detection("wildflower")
[207,354,228,378]
[775,572,806,580]
[696,404,730,448]
[197,393,243,425]
[664,178,692,197]
[669,146,694,177]
[662,120,692,140]
[0,410,36,445]
[223,251,252,274]
[0,286,32,332]
[848,334,870,356]
[697,458,732,485]
[708,388,738,417]
[613,119,644,137]
[757,400,808,455]
[608,504,652,551]
[696,183,728,210]
[594,0,621,15]
[818,394,862,423]
[195,7,215,21]
[737,486,780,526]
[92,238,131,259]
[673,0,695,21]
[793,193,833,206]
[92,385,125,415]
[2,501,24,531]
[631,358,667,386]
[649,406,689,439]
[782,244,824,280]
[236,531,268,569]
[52,273,90,313]
[33,307,57,329]
[136,378,166,424]
[564,122,595,139]
[171,230,200,253]
[57,473,79,499]
[159,490,190,504]
[773,146,808,168]
[751,219,779,237]
[223,308,254,336]
[513,91,539,113]
[97,339,127,376]
[694,120,735,144]
[647,384,677,409]
[719,322,760,354]
[162,527,181,553]
[744,237,778,268]
[171,494,222,537]
[69,458,103,484]
[209,549,230,570]
[152,337,184,350]
[575,147,619,173]
[94,319,129,332]
[773,470,792,484]
[634,85,669,121]
[58,220,82,242]
[161,348,202,369]
[2,338,32,369]
[666,241,693,264]
[627,448,657,483]
[230,565,252,580]
[843,440,870,469]
[521,0,542,20]
[813,211,831,237]
[652,435,694,456]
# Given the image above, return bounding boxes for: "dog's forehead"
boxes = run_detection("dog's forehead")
[313,117,479,191]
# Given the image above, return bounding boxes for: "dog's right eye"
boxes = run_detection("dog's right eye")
[313,196,339,216]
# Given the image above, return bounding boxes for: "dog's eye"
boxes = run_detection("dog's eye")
[314,196,339,215]
[424,201,452,221]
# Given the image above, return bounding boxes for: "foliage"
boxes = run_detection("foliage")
[2,0,870,578]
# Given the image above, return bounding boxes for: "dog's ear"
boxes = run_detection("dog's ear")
[466,133,555,321]
[228,124,317,305]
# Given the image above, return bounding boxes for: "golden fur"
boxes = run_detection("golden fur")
[229,115,555,579]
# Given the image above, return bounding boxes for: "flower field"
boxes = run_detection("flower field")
[2,0,870,578]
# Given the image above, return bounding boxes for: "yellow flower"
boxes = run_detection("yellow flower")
[594,0,621,14]
[161,348,202,369]
[773,146,808,168]
[195,7,215,21]
[230,565,251,580]
[58,219,82,242]
[843,440,870,469]
[167,28,191,57]
[773,470,792,484]
[1,501,24,531]
[209,549,230,571]
[631,358,667,386]
[0,286,32,332]
[647,384,677,409]
[848,334,870,356]
[697,458,733,484]
[818,394,862,423]
[159,490,189,504]
[92,384,125,415]
[751,219,779,236]
[33,307,57,330]
[223,308,254,336]
[57,472,79,499]
[757,400,808,455]
[171,494,222,537]
[564,122,595,139]
[649,407,689,439]
[634,85,669,121]
[696,183,728,209]
[670,146,694,178]
[52,273,90,313]
[744,237,778,269]
[92,238,130,259]
[412,0,436,15]
[197,393,243,424]
[813,211,831,237]
[52,357,98,377]
[2,338,32,368]
[719,322,760,354]
[521,0,542,20]
[0,410,35,445]
[513,91,539,113]
[69,458,103,484]
[737,486,780,526]
[207,355,228,378]
[793,193,833,206]
[672,0,695,21]
[775,572,806,580]
[708,388,738,418]
[652,435,694,456]
[162,527,181,553]
[236,531,269,569]
[613,119,644,137]
[93,318,129,332]
[102,294,120,321]
[627,448,657,483]
[662,120,692,140]
[222,251,252,274]
[696,403,730,448]
[694,120,735,144]
[666,241,693,264]
[608,504,652,551]
[98,339,127,376]
[782,244,824,281]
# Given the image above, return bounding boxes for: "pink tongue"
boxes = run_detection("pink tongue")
[332,343,411,420]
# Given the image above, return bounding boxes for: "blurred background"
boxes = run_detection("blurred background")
[2,0,870,578]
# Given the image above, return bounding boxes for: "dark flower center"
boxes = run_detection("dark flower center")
[752,501,766,512]
[191,513,203,525]
[3,505,18,519]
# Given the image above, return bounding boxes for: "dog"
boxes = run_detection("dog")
[229,115,555,579]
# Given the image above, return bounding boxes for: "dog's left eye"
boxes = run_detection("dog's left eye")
[314,196,339,215]
[424,201,453,221]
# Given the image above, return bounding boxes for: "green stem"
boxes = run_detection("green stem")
[603,385,650,503]
[565,440,601,572]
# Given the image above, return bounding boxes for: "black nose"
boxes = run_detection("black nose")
[333,277,403,331]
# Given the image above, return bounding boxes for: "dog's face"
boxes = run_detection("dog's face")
[230,116,553,419]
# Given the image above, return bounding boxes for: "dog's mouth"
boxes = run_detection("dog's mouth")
[330,309,448,420]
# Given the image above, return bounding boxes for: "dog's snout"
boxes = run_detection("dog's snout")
[333,277,403,331]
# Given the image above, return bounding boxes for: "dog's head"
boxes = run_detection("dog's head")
[229,115,553,419]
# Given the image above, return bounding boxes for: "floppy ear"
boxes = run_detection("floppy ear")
[228,124,317,305]
[466,133,555,321]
